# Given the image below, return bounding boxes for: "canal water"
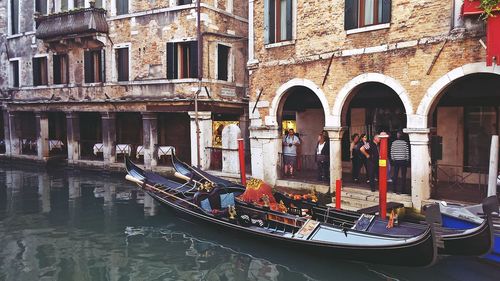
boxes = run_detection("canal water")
[0,164,498,281]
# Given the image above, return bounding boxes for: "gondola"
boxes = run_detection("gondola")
[125,157,437,267]
[437,199,500,262]
[170,154,496,258]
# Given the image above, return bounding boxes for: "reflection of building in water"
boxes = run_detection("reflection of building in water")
[38,174,51,213]
[67,176,81,200]
[143,193,159,217]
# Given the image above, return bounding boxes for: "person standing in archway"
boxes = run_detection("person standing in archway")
[282,128,301,177]
[350,133,360,182]
[315,133,330,181]
[360,135,381,192]
[355,134,369,183]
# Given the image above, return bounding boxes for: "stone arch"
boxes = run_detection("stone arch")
[331,73,414,127]
[267,78,331,126]
[414,62,500,128]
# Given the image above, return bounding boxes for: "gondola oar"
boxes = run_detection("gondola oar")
[173,172,203,185]
[125,175,202,211]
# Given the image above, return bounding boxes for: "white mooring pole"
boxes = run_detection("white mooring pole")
[487,135,499,197]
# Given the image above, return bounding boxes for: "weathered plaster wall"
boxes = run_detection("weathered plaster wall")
[3,3,248,110]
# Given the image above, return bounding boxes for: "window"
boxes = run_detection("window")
[344,0,391,30]
[115,47,129,82]
[10,60,20,88]
[84,49,105,83]
[166,41,198,79]
[35,0,48,14]
[33,57,48,86]
[178,0,192,5]
[53,54,69,85]
[217,44,230,81]
[116,0,129,15]
[10,0,19,35]
[264,0,293,44]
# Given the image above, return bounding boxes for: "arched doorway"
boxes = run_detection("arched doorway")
[341,82,408,190]
[277,86,326,181]
[427,73,500,203]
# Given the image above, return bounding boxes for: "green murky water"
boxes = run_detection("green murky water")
[0,164,498,281]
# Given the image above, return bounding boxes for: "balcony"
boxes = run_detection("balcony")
[35,7,108,42]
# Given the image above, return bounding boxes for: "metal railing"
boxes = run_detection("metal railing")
[431,163,489,203]
[80,140,104,161]
[277,153,323,181]
[206,147,251,173]
[20,138,37,155]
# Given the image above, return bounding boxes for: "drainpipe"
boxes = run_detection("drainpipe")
[195,0,202,168]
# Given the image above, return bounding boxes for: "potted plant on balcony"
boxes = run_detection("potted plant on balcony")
[462,0,500,19]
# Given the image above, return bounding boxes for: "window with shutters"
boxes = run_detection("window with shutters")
[264,0,293,44]
[217,44,230,81]
[33,57,48,86]
[10,60,20,88]
[116,0,129,15]
[166,41,198,79]
[35,0,48,14]
[115,47,130,82]
[344,0,391,31]
[84,49,105,83]
[53,54,69,85]
[9,0,19,35]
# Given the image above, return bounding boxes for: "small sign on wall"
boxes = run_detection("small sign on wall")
[220,88,236,97]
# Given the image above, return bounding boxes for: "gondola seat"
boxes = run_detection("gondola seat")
[194,188,236,212]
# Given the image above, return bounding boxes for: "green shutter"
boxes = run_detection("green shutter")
[344,0,358,30]
[381,0,391,24]
[285,0,292,40]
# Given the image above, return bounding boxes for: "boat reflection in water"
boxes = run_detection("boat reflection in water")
[0,165,499,281]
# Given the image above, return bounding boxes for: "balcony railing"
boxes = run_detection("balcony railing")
[35,7,108,41]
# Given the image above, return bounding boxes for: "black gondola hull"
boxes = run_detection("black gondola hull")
[145,190,436,267]
[170,155,494,258]
[439,216,494,256]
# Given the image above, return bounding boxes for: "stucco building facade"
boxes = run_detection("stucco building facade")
[0,0,249,173]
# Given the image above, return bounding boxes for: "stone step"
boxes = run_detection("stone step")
[340,192,413,207]
[330,197,379,212]
[340,187,413,207]
[275,179,329,194]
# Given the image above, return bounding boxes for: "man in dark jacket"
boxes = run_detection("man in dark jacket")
[360,135,380,192]
[315,133,330,181]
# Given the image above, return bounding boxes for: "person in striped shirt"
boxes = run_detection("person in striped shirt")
[390,131,410,194]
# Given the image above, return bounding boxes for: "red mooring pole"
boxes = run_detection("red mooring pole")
[237,138,246,186]
[335,179,342,210]
[378,134,389,218]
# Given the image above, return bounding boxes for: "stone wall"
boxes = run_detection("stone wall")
[250,37,486,125]
[249,1,487,125]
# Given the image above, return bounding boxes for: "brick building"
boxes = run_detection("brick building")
[0,0,248,173]
[247,0,500,209]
